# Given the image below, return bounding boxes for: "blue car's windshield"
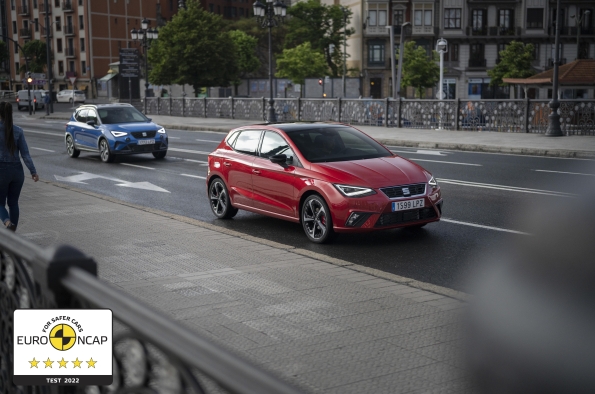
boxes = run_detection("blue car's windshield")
[98,107,149,124]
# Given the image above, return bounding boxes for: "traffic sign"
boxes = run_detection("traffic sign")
[69,77,77,85]
[31,73,46,79]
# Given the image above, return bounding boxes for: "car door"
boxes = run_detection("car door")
[79,109,102,149]
[222,129,262,208]
[69,109,88,147]
[252,131,298,218]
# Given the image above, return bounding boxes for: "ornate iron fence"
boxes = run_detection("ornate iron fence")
[0,230,304,394]
[144,97,595,135]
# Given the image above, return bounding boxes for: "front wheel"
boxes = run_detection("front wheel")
[302,195,334,243]
[209,178,238,219]
[152,151,167,159]
[99,139,115,163]
[65,135,80,158]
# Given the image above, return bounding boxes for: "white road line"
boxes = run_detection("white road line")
[120,163,155,170]
[168,147,211,155]
[410,158,482,166]
[441,218,530,235]
[391,149,447,156]
[534,169,595,177]
[25,130,63,137]
[180,174,207,179]
[167,136,181,139]
[196,139,221,143]
[30,147,55,152]
[169,157,208,164]
[437,178,574,197]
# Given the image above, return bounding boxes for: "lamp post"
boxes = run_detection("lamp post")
[436,38,448,130]
[386,25,396,99]
[44,0,54,113]
[571,9,591,60]
[341,6,348,98]
[253,0,287,123]
[131,19,159,114]
[546,0,563,137]
[2,34,31,114]
[395,21,411,98]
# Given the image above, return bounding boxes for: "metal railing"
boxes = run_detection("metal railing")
[0,230,304,394]
[144,97,595,135]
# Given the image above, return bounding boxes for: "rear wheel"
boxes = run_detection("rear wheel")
[209,178,238,219]
[99,139,115,163]
[65,135,80,158]
[152,151,167,159]
[69,98,73,104]
[302,195,334,243]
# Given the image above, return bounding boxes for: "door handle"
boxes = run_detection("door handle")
[223,162,231,167]
[252,169,261,175]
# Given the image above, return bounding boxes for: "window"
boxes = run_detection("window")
[86,110,98,124]
[58,61,64,75]
[80,38,85,51]
[11,0,14,10]
[551,8,565,30]
[239,7,244,16]
[259,131,294,160]
[81,61,87,74]
[57,39,63,52]
[79,0,83,5]
[54,0,59,6]
[231,7,236,17]
[499,9,512,28]
[526,8,544,29]
[424,10,432,25]
[233,130,262,155]
[378,10,387,26]
[444,9,461,29]
[33,0,37,8]
[79,15,84,29]
[12,21,16,34]
[498,43,507,55]
[470,43,484,59]
[69,61,75,73]
[532,44,539,62]
[56,17,61,31]
[394,10,404,25]
[14,44,18,54]
[75,109,87,123]
[414,5,433,26]
[414,10,422,26]
[34,18,39,32]
[472,9,486,30]
[445,43,459,61]
[23,20,29,30]
[369,10,377,26]
[15,62,19,73]
[368,41,385,65]
[579,9,593,32]
[209,4,213,12]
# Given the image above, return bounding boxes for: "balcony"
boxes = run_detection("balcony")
[17,4,30,15]
[467,26,521,36]
[39,3,51,13]
[468,58,487,69]
[19,27,32,38]
[62,0,73,11]
[548,26,595,36]
[41,26,53,37]
[365,25,388,35]
[65,46,77,58]
[64,24,76,36]
[412,25,436,35]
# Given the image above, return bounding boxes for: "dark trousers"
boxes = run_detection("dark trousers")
[0,162,25,229]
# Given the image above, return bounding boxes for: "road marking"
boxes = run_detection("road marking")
[55,172,169,192]
[410,158,481,166]
[436,178,574,197]
[441,218,530,235]
[169,157,208,164]
[30,147,55,152]
[25,130,63,137]
[180,174,207,179]
[196,139,221,143]
[534,169,595,177]
[390,148,447,156]
[168,147,211,155]
[167,136,181,139]
[120,163,155,170]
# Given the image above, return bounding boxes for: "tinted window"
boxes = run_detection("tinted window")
[285,127,391,163]
[75,90,84,94]
[75,109,87,122]
[260,131,294,160]
[97,107,149,124]
[233,130,262,155]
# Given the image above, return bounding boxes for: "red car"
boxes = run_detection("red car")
[206,123,442,243]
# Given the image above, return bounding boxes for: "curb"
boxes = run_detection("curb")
[41,179,469,302]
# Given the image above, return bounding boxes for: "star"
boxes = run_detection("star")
[72,358,82,368]
[44,358,54,368]
[86,358,97,368]
[29,358,39,368]
[58,358,68,368]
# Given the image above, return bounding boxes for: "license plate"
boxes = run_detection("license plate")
[392,198,425,212]
[138,139,155,145]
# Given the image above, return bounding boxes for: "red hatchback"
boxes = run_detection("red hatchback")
[207,123,442,243]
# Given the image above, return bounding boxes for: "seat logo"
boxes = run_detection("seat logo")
[142,132,147,137]
[402,187,410,195]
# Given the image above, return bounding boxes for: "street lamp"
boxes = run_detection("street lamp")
[436,38,448,130]
[253,0,288,123]
[571,9,591,60]
[546,0,563,136]
[395,21,411,99]
[131,18,159,113]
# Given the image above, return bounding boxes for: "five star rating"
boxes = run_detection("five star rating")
[29,357,97,368]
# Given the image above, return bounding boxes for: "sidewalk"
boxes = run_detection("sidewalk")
[18,180,472,394]
[40,108,595,159]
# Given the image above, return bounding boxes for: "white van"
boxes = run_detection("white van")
[16,90,46,111]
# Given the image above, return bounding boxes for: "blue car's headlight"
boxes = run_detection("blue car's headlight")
[157,127,166,134]
[111,131,127,137]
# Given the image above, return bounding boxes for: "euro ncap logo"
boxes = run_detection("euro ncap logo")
[49,324,77,351]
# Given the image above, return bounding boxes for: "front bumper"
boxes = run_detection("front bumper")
[110,136,169,155]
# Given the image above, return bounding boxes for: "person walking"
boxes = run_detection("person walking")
[0,101,39,232]
[44,92,51,115]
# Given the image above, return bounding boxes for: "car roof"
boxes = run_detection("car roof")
[262,122,352,133]
[75,103,136,110]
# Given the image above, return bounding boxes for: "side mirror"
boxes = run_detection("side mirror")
[86,120,96,127]
[147,118,152,122]
[269,154,287,164]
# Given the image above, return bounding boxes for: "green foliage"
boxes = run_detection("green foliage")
[488,41,535,87]
[229,30,260,84]
[148,0,239,94]
[19,40,48,74]
[401,41,440,98]
[285,0,354,77]
[275,42,328,85]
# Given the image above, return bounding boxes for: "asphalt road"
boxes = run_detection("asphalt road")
[16,114,592,292]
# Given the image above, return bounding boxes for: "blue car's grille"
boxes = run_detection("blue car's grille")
[131,131,157,139]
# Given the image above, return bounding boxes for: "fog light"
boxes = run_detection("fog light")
[346,212,372,227]
[126,137,130,142]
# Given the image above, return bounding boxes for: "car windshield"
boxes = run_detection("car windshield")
[97,107,149,124]
[285,126,392,163]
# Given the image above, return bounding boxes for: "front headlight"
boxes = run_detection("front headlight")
[334,184,376,197]
[428,176,438,188]
[111,131,127,137]
[157,127,166,134]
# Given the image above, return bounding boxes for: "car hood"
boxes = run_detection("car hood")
[313,156,429,188]
[101,122,161,132]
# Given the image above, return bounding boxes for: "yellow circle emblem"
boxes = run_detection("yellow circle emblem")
[49,324,77,351]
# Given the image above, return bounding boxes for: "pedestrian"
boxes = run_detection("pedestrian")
[44,92,51,115]
[0,101,39,232]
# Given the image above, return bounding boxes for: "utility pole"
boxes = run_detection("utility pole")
[341,7,348,98]
[44,0,53,113]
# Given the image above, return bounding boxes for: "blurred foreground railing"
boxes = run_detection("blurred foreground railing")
[0,230,304,394]
[145,97,595,135]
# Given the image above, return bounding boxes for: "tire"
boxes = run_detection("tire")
[152,151,167,159]
[69,98,73,104]
[209,178,238,219]
[99,139,115,163]
[301,194,334,244]
[65,135,80,158]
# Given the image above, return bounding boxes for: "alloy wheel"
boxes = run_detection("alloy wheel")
[100,140,110,162]
[66,137,74,156]
[303,198,328,241]
[210,181,228,216]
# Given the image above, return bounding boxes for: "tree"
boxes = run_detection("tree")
[229,30,260,94]
[401,41,440,98]
[19,40,48,74]
[276,42,328,87]
[148,0,239,94]
[488,41,535,96]
[285,0,354,77]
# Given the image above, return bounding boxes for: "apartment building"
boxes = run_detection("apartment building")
[359,0,595,99]
[6,0,178,97]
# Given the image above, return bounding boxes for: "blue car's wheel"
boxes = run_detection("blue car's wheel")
[99,139,115,163]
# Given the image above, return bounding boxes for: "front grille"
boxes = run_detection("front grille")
[375,207,437,227]
[131,130,157,139]
[380,183,426,199]
[131,143,160,152]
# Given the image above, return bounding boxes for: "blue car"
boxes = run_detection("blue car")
[65,103,168,163]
